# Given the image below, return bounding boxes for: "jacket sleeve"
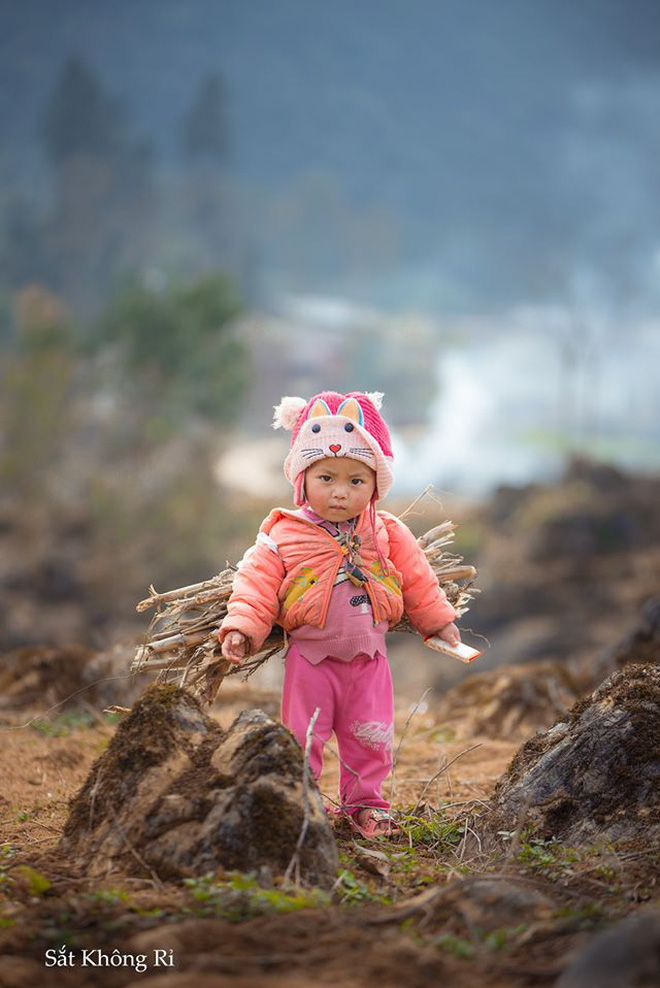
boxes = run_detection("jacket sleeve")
[217,532,285,654]
[380,512,457,637]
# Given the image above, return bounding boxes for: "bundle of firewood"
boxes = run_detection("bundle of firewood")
[131,503,478,705]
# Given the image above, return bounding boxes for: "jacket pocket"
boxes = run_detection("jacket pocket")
[369,560,402,597]
[282,566,320,612]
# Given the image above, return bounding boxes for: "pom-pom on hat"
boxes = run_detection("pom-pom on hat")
[273,390,394,506]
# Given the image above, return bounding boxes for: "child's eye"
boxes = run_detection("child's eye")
[320,475,332,482]
[351,478,364,485]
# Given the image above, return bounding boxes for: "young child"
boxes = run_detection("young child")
[218,390,461,837]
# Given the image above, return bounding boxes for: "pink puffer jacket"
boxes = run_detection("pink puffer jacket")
[218,508,457,654]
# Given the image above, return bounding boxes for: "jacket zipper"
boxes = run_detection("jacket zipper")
[277,509,383,627]
[364,580,382,625]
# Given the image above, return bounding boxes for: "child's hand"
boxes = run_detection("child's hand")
[221,631,249,664]
[437,622,461,647]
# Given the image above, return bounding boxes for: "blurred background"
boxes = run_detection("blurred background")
[0,0,658,707]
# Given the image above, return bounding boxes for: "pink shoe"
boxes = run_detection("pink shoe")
[348,807,400,839]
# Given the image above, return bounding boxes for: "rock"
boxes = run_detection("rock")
[60,684,338,887]
[555,911,660,988]
[489,664,660,844]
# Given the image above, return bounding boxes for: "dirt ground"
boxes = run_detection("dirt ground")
[1,676,657,988]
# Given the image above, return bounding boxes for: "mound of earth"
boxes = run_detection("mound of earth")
[556,910,660,988]
[488,664,660,844]
[435,661,580,740]
[600,597,660,673]
[0,644,95,710]
[397,874,557,934]
[488,457,660,564]
[61,684,338,887]
[0,641,149,711]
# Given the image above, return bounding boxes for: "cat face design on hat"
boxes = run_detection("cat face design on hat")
[273,390,395,506]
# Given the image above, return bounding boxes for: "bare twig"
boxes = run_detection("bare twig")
[389,688,432,809]
[284,707,320,887]
[397,485,434,521]
[411,743,483,815]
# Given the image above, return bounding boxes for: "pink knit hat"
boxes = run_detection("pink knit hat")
[273,390,394,506]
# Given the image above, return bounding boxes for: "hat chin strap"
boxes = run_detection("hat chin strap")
[368,488,390,575]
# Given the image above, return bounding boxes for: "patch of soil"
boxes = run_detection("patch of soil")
[435,661,581,741]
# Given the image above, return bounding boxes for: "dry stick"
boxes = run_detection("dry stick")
[457,625,492,650]
[139,631,208,655]
[284,707,320,888]
[388,687,432,812]
[366,883,452,925]
[463,819,483,856]
[411,742,484,816]
[317,737,362,805]
[397,484,434,522]
[80,699,112,728]
[136,577,231,612]
[14,820,62,834]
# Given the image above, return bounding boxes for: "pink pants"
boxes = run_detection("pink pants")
[281,643,394,815]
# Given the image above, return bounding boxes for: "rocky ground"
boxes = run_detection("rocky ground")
[1,659,659,988]
[1,457,659,987]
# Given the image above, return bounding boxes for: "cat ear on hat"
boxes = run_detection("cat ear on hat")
[273,396,307,430]
[336,397,364,425]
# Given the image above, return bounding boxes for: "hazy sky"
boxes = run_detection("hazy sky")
[3,0,660,311]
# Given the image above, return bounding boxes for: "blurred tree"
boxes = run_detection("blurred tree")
[42,57,126,165]
[39,55,156,317]
[178,72,233,274]
[0,195,48,291]
[95,271,249,429]
[0,286,75,503]
[182,73,228,164]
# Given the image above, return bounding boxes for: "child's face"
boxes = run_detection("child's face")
[305,457,376,521]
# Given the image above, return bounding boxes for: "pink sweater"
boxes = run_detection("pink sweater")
[287,506,389,664]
